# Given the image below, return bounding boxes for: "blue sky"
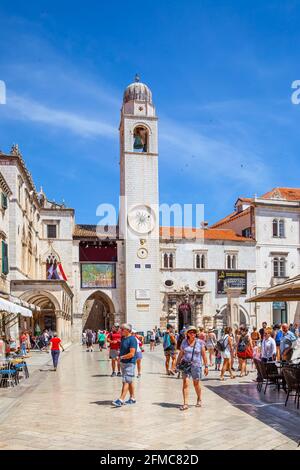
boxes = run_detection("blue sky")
[0,0,300,225]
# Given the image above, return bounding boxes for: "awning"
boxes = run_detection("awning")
[0,297,33,317]
[246,274,300,303]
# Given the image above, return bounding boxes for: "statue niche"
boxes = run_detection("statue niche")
[133,126,148,153]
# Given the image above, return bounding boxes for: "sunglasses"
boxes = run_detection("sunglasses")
[188,331,197,334]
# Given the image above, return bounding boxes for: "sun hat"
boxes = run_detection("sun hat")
[186,325,197,333]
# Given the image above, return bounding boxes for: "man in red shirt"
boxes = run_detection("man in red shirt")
[48,332,65,371]
[107,324,121,377]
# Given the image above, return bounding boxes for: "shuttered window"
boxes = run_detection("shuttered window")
[2,241,8,275]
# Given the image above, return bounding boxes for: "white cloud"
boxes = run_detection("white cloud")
[7,93,117,138]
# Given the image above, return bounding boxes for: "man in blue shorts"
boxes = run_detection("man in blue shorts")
[112,323,137,407]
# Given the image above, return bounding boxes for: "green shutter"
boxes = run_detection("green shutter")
[2,241,8,275]
[1,193,8,210]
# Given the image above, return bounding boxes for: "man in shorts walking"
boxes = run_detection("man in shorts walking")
[107,325,121,377]
[112,324,137,407]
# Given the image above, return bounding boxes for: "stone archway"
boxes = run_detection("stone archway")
[19,290,60,336]
[82,291,115,332]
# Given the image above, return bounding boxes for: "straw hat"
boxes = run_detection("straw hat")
[186,325,197,333]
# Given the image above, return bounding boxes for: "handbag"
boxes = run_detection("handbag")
[178,340,197,374]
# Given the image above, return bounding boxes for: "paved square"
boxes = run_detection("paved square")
[0,345,299,450]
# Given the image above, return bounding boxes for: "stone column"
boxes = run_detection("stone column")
[56,314,62,339]
[226,288,242,328]
[195,299,203,328]
[167,298,177,329]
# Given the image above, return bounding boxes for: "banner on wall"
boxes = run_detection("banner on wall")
[81,263,116,288]
[217,270,247,295]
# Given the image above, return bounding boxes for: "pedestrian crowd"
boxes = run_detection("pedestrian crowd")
[77,320,300,411]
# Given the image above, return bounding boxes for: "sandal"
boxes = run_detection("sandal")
[180,405,189,411]
[195,400,202,407]
[230,375,236,379]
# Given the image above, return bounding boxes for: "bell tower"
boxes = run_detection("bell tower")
[119,75,160,331]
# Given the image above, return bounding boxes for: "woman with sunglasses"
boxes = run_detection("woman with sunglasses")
[176,326,209,411]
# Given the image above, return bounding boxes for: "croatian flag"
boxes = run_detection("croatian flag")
[47,264,55,279]
[57,262,67,281]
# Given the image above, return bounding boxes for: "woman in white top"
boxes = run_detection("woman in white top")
[220,327,235,381]
[150,329,156,352]
[206,329,217,367]
[261,327,276,362]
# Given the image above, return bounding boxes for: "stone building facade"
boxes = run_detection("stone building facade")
[0,78,299,343]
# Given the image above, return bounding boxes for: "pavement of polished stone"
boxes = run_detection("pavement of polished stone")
[0,344,299,450]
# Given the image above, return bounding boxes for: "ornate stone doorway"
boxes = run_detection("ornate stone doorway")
[178,303,192,330]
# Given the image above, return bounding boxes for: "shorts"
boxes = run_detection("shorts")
[120,362,136,383]
[221,350,231,359]
[182,365,202,381]
[109,349,119,359]
[136,351,143,360]
[98,341,105,347]
[164,348,176,358]
[86,341,93,347]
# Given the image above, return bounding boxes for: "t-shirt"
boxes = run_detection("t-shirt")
[120,336,137,364]
[50,337,61,351]
[20,334,27,344]
[98,332,106,342]
[109,332,121,350]
[181,339,203,367]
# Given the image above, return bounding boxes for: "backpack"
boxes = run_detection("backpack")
[163,333,171,350]
[216,335,228,352]
[238,337,247,353]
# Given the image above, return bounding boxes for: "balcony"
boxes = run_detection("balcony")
[271,276,289,287]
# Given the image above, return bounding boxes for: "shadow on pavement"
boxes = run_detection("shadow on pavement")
[206,382,300,443]
[152,402,181,409]
[91,374,112,377]
[90,400,114,406]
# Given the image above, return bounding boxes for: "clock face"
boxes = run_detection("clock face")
[127,205,156,234]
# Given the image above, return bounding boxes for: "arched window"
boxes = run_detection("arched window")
[279,219,285,238]
[196,254,200,269]
[162,252,175,269]
[133,126,148,153]
[232,255,237,269]
[163,253,169,268]
[226,254,232,269]
[201,254,206,269]
[273,219,285,238]
[273,219,278,237]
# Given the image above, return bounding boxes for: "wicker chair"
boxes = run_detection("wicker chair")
[0,361,18,387]
[282,367,300,409]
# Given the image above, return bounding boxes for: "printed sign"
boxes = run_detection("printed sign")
[81,263,116,288]
[217,270,247,295]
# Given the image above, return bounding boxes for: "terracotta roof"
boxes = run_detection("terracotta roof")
[260,187,300,202]
[210,207,251,229]
[160,227,253,242]
[235,197,253,205]
[73,225,118,239]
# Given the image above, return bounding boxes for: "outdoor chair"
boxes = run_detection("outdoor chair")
[14,361,29,379]
[0,361,19,388]
[253,358,265,392]
[264,362,283,393]
[282,367,300,409]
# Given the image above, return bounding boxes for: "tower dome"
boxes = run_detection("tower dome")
[123,74,152,104]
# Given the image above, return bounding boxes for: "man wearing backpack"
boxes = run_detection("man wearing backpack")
[163,324,177,375]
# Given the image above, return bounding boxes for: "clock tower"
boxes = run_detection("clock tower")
[119,75,160,331]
